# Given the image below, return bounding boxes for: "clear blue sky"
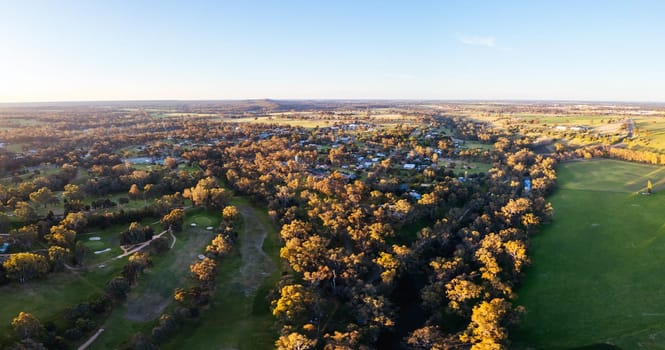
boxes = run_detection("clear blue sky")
[2,0,665,102]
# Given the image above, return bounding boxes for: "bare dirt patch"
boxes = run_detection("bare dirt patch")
[124,292,171,322]
[232,205,276,296]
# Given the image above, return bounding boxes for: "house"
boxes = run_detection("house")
[403,164,416,170]
[408,191,422,200]
[569,126,587,132]
[524,178,532,192]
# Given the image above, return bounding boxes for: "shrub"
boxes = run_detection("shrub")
[63,328,83,341]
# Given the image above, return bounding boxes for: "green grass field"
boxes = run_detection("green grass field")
[185,208,219,228]
[629,116,665,153]
[162,197,282,349]
[90,225,217,349]
[514,159,665,349]
[0,217,167,345]
[463,140,494,151]
[506,113,613,126]
[0,259,124,346]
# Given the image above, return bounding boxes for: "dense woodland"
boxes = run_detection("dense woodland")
[0,100,634,349]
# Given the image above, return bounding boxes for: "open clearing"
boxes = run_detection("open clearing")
[0,260,124,345]
[90,210,220,349]
[163,198,281,349]
[514,159,665,349]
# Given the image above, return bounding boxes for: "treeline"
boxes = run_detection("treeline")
[550,143,665,166]
[605,146,665,165]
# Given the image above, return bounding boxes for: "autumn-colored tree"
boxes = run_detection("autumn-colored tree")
[209,188,230,209]
[161,208,185,232]
[17,182,37,199]
[504,240,528,274]
[460,298,510,350]
[188,177,218,207]
[499,198,532,226]
[406,325,448,350]
[275,332,316,350]
[11,312,43,339]
[29,187,56,208]
[10,225,39,250]
[63,184,84,202]
[45,225,76,247]
[143,183,154,204]
[521,213,540,233]
[128,184,141,200]
[418,192,440,219]
[14,201,37,223]
[446,276,484,313]
[280,234,331,284]
[164,156,178,169]
[129,170,150,186]
[222,205,239,222]
[190,257,216,285]
[272,284,314,324]
[3,253,49,283]
[153,192,185,215]
[323,329,365,350]
[129,252,153,272]
[173,288,188,305]
[374,252,399,284]
[61,212,87,231]
[328,146,347,166]
[279,220,312,242]
[48,245,71,271]
[205,234,232,258]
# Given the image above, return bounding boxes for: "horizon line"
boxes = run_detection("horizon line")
[2,97,665,106]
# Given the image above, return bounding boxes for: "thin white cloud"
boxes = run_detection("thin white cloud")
[457,34,496,48]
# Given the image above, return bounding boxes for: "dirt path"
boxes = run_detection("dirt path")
[233,204,276,296]
[169,230,177,248]
[77,328,104,350]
